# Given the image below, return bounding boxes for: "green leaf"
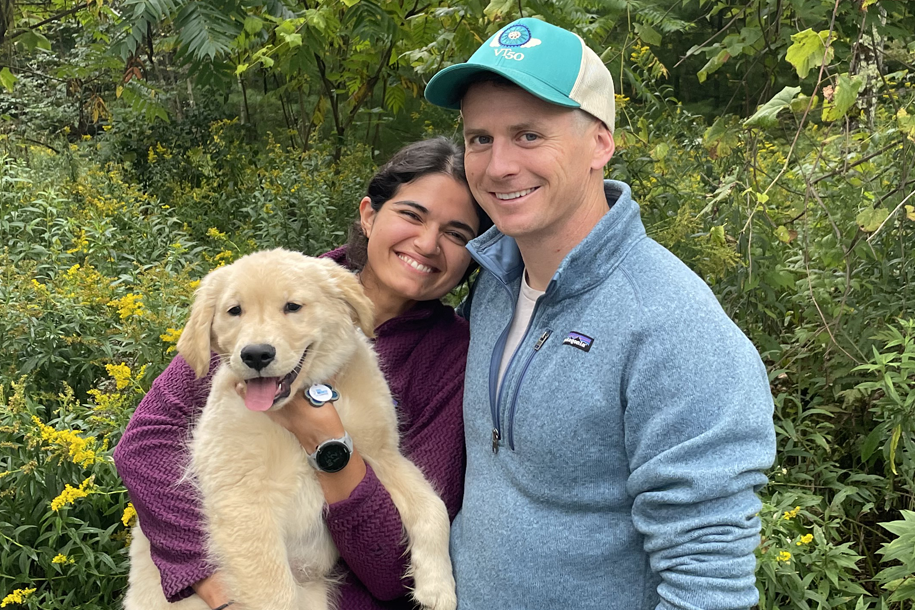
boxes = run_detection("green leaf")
[635,23,662,47]
[744,86,802,128]
[279,31,302,47]
[483,0,514,20]
[0,67,17,93]
[341,0,360,6]
[862,425,884,461]
[823,73,865,121]
[698,49,729,83]
[243,16,263,35]
[856,207,889,232]
[785,29,834,79]
[18,30,53,52]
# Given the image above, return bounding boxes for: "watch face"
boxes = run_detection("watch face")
[317,442,350,473]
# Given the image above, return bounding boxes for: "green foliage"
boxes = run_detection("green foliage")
[2,0,915,607]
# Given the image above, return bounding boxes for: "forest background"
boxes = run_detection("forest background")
[0,0,914,607]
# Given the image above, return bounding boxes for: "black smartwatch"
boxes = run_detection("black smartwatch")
[307,432,353,473]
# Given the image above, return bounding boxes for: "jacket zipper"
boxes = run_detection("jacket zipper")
[506,329,552,450]
[487,274,554,454]
[488,277,516,454]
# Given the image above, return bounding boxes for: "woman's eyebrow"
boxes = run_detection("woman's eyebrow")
[394,201,475,236]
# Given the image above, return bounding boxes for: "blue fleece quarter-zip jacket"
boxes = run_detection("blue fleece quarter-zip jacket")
[451,181,776,610]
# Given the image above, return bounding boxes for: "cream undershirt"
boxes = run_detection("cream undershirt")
[497,270,545,392]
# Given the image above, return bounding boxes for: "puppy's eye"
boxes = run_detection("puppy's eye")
[227,305,242,316]
[284,302,302,313]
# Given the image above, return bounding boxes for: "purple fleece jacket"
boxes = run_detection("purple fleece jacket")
[113,248,467,609]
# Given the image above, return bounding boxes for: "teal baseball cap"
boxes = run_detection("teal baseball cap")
[425,18,616,131]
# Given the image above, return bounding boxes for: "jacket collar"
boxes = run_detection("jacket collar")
[467,180,646,301]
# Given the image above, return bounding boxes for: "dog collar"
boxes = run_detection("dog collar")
[305,383,339,407]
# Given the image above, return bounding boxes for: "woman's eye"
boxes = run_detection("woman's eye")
[227,305,242,316]
[448,232,470,244]
[401,210,421,221]
[284,302,302,313]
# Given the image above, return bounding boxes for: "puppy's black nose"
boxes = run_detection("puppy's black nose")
[241,344,276,371]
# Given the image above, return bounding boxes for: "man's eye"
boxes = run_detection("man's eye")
[522,133,539,142]
[284,302,302,313]
[227,305,242,316]
[470,135,492,145]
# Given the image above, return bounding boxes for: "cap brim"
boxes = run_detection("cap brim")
[425,63,581,111]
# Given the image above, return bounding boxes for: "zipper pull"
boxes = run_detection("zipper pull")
[492,428,500,454]
[534,330,551,350]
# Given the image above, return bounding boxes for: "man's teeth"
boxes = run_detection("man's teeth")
[495,188,536,200]
[398,254,434,273]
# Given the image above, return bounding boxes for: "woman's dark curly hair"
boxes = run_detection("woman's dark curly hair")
[345,136,492,285]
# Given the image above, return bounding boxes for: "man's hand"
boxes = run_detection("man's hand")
[192,572,231,609]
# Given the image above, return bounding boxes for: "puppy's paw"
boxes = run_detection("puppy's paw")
[412,582,457,610]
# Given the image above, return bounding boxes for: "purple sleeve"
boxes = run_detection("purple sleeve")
[324,359,466,601]
[113,354,218,602]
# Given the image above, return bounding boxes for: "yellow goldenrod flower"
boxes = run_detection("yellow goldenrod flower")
[108,293,145,319]
[51,554,73,564]
[206,227,227,240]
[782,506,801,520]
[32,417,99,467]
[160,328,182,343]
[796,533,814,545]
[189,280,200,290]
[122,503,138,527]
[776,550,791,562]
[106,363,132,390]
[1,587,37,607]
[50,478,94,512]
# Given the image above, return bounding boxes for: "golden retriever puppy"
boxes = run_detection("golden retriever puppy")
[123,249,456,610]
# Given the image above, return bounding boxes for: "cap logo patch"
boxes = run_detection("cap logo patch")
[491,24,542,50]
[563,332,593,352]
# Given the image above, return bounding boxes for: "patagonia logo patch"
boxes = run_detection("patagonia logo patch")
[562,332,593,352]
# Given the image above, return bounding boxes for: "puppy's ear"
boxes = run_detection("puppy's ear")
[329,266,376,339]
[177,267,226,377]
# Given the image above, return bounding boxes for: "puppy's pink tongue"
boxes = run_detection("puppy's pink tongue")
[244,377,279,411]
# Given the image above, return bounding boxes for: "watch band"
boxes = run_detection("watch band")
[307,432,353,473]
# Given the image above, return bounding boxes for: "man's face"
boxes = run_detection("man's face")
[461,81,612,244]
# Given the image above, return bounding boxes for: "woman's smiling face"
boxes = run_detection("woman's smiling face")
[359,172,479,310]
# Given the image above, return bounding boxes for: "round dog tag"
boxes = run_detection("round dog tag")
[306,384,339,406]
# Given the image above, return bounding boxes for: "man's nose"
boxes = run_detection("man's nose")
[485,139,519,180]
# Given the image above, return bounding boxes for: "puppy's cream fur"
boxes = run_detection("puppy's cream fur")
[123,249,456,610]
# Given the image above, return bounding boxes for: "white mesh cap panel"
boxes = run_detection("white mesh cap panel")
[569,36,616,132]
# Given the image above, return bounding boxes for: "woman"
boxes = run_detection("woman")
[113,137,492,609]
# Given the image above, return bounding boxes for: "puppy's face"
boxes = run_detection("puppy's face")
[177,249,375,411]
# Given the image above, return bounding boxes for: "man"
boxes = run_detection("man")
[424,18,776,610]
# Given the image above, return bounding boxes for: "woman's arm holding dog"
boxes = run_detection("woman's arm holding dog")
[324,361,466,601]
[113,354,221,603]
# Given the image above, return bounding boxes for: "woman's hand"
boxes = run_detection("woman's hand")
[265,390,347,453]
[265,390,367,504]
[192,572,232,609]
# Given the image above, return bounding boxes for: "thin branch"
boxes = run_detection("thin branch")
[6,2,87,42]
[867,189,915,243]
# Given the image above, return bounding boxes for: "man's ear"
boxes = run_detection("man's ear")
[176,266,227,377]
[590,123,616,171]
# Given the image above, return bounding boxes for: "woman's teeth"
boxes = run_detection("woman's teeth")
[398,254,434,273]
